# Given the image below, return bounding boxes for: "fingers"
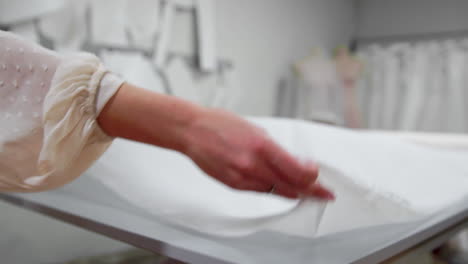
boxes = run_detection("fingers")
[229,158,333,200]
[221,169,270,192]
[260,139,318,187]
[243,160,301,199]
[296,162,334,200]
[229,153,303,199]
[193,156,275,194]
[258,140,334,200]
[221,167,301,199]
[231,154,282,185]
[301,183,335,200]
[270,183,300,199]
[194,138,334,200]
[219,165,334,200]
[268,181,334,200]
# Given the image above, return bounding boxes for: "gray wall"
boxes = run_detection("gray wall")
[171,0,356,115]
[356,0,468,38]
[217,0,356,115]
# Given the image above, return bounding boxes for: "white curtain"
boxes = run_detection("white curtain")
[357,39,468,133]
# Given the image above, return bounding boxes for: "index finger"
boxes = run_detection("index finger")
[301,182,335,200]
[260,139,319,187]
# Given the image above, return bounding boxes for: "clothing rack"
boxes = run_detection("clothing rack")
[29,4,233,96]
[356,28,468,47]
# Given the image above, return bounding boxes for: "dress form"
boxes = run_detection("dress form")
[294,48,342,125]
[334,46,364,128]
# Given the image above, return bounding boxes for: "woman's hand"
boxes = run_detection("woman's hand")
[98,84,334,200]
[182,109,334,200]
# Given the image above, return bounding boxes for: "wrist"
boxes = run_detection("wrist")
[98,83,207,153]
[175,105,210,155]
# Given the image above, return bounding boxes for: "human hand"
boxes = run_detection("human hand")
[98,84,334,200]
[181,109,335,200]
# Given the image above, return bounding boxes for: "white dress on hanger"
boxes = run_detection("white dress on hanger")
[366,45,385,129]
[380,45,400,130]
[446,42,466,132]
[399,44,427,131]
[0,30,124,192]
[420,42,446,132]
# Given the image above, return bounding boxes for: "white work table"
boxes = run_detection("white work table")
[1,173,467,264]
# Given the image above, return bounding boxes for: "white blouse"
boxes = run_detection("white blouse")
[0,30,124,192]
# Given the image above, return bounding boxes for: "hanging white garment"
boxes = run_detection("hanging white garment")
[366,45,385,129]
[420,43,445,132]
[0,0,64,25]
[438,42,454,132]
[10,22,39,44]
[359,40,468,132]
[461,39,468,132]
[355,51,366,123]
[399,44,427,131]
[0,30,124,192]
[38,0,88,52]
[380,45,401,130]
[191,66,234,108]
[210,66,238,109]
[446,43,466,132]
[90,0,128,46]
[356,50,374,128]
[192,73,219,106]
[124,0,160,50]
[100,50,166,94]
[216,67,243,112]
[166,57,203,103]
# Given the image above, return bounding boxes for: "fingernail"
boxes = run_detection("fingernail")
[319,187,335,200]
[325,192,336,201]
[296,163,319,186]
[316,194,335,201]
[303,160,318,169]
[306,163,319,177]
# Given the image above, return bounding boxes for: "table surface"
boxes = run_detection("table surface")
[1,175,467,264]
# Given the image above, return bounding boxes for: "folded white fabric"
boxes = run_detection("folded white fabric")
[0,30,123,192]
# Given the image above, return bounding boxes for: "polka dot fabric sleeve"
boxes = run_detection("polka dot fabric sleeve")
[0,31,124,192]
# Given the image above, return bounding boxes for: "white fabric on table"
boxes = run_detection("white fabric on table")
[87,117,468,237]
[0,30,124,192]
[87,119,328,238]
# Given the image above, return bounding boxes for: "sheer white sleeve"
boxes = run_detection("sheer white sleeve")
[0,30,124,192]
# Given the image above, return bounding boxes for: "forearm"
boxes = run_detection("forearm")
[97,83,204,152]
[96,82,333,200]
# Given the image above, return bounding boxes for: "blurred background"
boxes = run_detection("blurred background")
[1,0,468,263]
